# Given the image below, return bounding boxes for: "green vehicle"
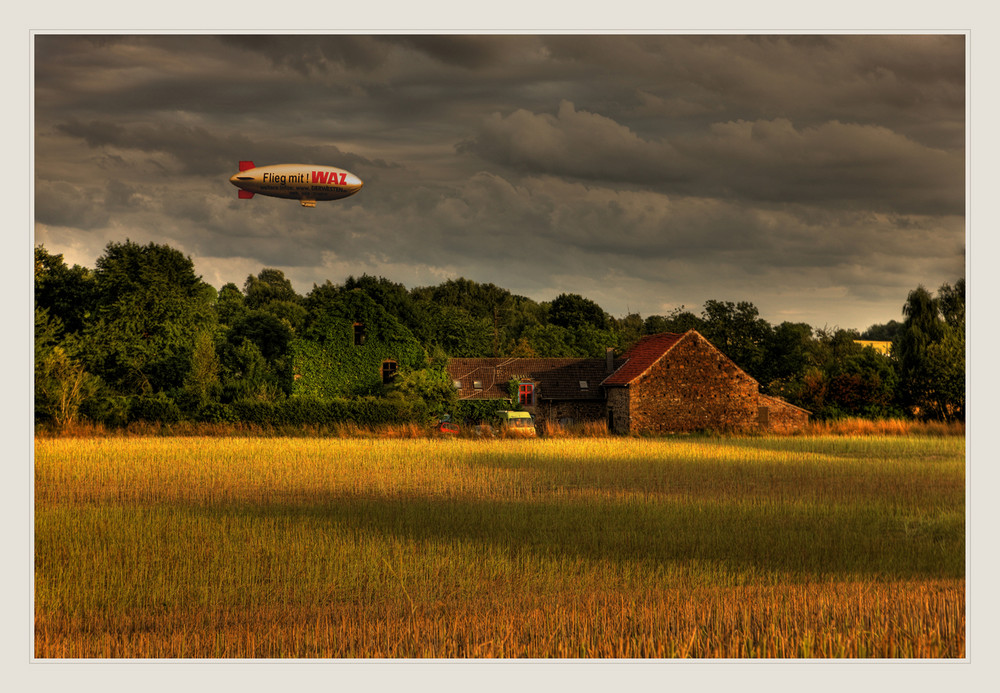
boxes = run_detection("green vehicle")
[497,410,537,436]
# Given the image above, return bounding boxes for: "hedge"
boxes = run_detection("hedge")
[228,396,429,427]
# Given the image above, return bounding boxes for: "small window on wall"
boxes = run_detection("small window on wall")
[353,322,366,346]
[519,381,535,406]
[381,360,398,384]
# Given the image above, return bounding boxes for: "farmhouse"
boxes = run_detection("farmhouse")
[447,330,809,434]
[448,352,624,428]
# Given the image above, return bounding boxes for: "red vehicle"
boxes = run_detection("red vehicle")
[437,416,460,435]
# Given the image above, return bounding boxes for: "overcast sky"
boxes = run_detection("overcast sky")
[33,33,966,332]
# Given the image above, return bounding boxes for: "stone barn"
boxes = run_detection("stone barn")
[602,331,810,435]
[446,330,809,435]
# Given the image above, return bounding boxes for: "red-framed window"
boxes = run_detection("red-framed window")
[518,381,534,406]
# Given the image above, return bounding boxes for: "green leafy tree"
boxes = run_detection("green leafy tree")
[179,330,222,413]
[410,277,533,355]
[35,344,99,428]
[303,280,343,329]
[924,325,965,421]
[222,338,284,403]
[700,300,772,382]
[568,324,619,358]
[896,285,946,417]
[547,293,610,331]
[421,305,494,357]
[227,310,294,363]
[825,335,898,418]
[760,322,817,393]
[926,278,965,421]
[241,269,308,335]
[411,277,511,320]
[762,326,898,419]
[34,307,63,363]
[386,361,457,419]
[861,320,903,342]
[346,274,421,332]
[243,268,300,309]
[643,307,705,335]
[34,245,95,335]
[216,283,247,326]
[499,294,547,350]
[613,312,644,351]
[520,324,576,357]
[937,279,965,332]
[508,337,538,357]
[229,309,296,397]
[81,240,217,395]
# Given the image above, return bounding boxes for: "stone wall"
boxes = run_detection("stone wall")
[605,388,631,435]
[533,399,607,428]
[758,396,810,434]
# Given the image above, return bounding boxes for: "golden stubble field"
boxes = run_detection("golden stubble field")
[33,435,965,658]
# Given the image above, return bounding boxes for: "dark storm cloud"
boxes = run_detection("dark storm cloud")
[220,34,397,72]
[33,33,966,331]
[395,35,541,69]
[459,103,961,214]
[53,118,379,176]
[538,34,964,149]
[35,180,110,229]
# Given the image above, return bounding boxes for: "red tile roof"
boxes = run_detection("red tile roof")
[447,332,691,399]
[600,332,686,386]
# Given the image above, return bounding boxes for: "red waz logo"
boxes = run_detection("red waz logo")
[312,171,348,185]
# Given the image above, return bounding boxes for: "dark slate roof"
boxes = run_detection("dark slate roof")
[448,357,622,400]
[600,332,686,386]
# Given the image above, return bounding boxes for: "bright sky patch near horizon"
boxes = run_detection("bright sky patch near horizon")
[33,33,966,332]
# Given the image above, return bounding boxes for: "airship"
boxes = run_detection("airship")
[229,161,363,208]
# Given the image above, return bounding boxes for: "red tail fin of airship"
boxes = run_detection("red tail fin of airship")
[238,162,255,198]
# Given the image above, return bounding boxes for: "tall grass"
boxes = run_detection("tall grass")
[803,418,965,437]
[34,436,965,658]
[35,415,965,439]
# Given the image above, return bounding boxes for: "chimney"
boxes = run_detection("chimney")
[606,347,615,373]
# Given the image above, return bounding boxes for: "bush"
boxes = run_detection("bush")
[197,402,239,423]
[128,392,182,424]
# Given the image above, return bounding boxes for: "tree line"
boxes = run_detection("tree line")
[34,240,965,430]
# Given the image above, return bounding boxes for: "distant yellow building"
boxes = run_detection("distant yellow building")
[854,340,893,356]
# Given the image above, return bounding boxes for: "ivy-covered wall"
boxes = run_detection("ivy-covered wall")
[291,290,426,398]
